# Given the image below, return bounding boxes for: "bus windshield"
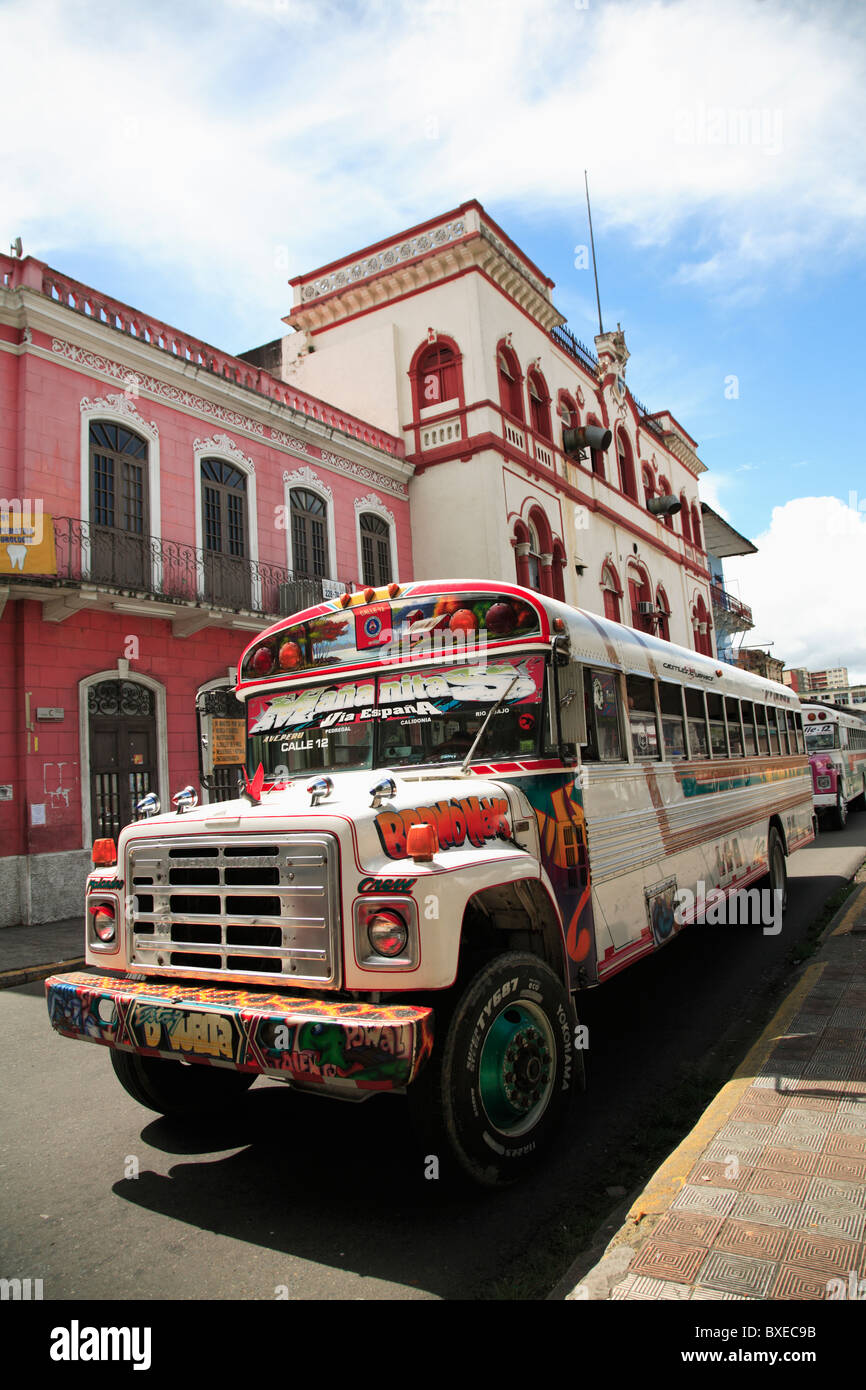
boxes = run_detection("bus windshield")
[805,725,837,751]
[245,656,546,780]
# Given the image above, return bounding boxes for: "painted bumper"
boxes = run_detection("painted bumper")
[45,972,434,1092]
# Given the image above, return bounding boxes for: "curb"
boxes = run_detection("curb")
[559,876,866,1301]
[0,958,85,991]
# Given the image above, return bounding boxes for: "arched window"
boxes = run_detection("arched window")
[587,416,605,479]
[656,586,670,642]
[526,519,542,591]
[527,368,552,440]
[290,488,329,579]
[360,511,392,587]
[658,477,674,531]
[681,495,693,543]
[692,593,712,656]
[691,503,703,551]
[628,562,653,633]
[497,343,524,422]
[201,457,250,608]
[413,340,461,410]
[89,420,149,587]
[642,464,654,509]
[601,560,622,622]
[617,431,638,501]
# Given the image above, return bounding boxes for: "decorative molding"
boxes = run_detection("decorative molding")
[79,391,159,436]
[354,492,395,525]
[320,449,408,500]
[193,432,254,472]
[270,428,313,454]
[283,465,333,501]
[55,338,266,436]
[479,224,548,298]
[300,219,466,302]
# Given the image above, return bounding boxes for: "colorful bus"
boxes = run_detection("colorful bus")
[803,702,866,830]
[46,581,814,1186]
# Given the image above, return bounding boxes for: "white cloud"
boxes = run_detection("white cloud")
[725,497,866,682]
[0,0,864,343]
[697,474,733,521]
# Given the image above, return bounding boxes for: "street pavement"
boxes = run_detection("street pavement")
[560,873,866,1301]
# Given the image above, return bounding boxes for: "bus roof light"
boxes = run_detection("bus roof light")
[363,587,376,602]
[92,838,117,867]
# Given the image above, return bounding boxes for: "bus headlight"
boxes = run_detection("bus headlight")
[88,899,118,948]
[354,898,418,969]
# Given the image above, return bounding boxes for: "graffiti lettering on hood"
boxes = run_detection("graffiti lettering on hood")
[375,796,511,858]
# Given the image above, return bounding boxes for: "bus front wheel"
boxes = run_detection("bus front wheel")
[833,791,848,831]
[418,952,578,1186]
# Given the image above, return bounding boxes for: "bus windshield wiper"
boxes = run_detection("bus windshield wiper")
[461,672,519,775]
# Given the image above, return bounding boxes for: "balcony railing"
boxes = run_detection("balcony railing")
[550,324,598,374]
[710,581,753,629]
[32,517,351,619]
[0,253,404,459]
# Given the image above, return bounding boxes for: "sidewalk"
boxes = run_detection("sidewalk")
[560,879,866,1301]
[0,917,85,988]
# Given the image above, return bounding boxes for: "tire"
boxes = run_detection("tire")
[414,952,578,1187]
[851,780,866,812]
[833,790,848,831]
[110,1048,255,1119]
[767,825,788,916]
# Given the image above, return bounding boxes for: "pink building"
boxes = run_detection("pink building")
[0,252,411,924]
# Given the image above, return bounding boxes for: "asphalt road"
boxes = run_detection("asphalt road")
[2,813,864,1302]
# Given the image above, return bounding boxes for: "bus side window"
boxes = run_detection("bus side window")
[707,692,728,757]
[685,687,709,758]
[659,681,687,760]
[741,700,757,756]
[583,668,623,761]
[786,711,798,754]
[626,674,660,760]
[768,708,781,755]
[725,698,744,758]
[756,705,770,755]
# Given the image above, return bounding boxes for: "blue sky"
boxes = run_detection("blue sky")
[3,0,865,675]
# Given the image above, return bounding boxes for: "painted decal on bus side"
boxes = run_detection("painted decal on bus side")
[374,796,511,858]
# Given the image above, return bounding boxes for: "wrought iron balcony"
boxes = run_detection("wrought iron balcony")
[37,517,349,619]
[550,324,598,374]
[710,580,753,631]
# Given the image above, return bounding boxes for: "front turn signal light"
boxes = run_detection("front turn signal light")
[406,823,439,862]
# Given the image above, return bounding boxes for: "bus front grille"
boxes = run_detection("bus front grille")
[126,834,341,987]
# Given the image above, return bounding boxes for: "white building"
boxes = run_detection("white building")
[242,201,724,656]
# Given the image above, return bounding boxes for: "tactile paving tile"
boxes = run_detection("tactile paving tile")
[695,1250,776,1298]
[836,1111,866,1135]
[816,1152,866,1183]
[690,1160,753,1190]
[631,1240,708,1283]
[762,1127,828,1153]
[784,1229,861,1275]
[653,1210,724,1246]
[788,1014,829,1035]
[611,1274,692,1300]
[691,1287,748,1300]
[730,1100,784,1124]
[730,1191,803,1228]
[828,1008,866,1027]
[825,1131,866,1158]
[804,1175,866,1213]
[795,1205,865,1241]
[785,1095,839,1112]
[702,1139,771,1167]
[671,1184,739,1218]
[746,1167,811,1202]
[712,1218,790,1261]
[772,1265,834,1299]
[773,1107,835,1133]
[755,1145,820,1175]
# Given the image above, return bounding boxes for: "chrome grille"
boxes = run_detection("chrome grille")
[126,834,341,987]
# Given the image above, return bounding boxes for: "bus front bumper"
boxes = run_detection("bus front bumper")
[45,972,434,1092]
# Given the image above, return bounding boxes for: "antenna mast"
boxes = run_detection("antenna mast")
[585,170,603,337]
